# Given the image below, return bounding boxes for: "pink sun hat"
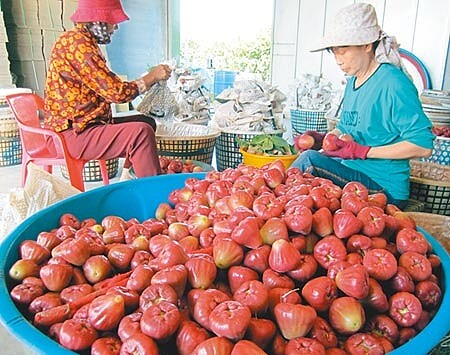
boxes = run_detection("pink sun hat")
[70,0,129,25]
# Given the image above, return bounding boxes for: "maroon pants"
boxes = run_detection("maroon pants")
[60,114,161,177]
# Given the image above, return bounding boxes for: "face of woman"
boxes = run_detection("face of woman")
[88,22,118,44]
[106,23,119,36]
[329,45,373,77]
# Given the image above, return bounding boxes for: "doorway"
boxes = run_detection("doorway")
[179,0,274,82]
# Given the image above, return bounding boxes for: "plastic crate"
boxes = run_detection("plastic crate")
[290,108,328,135]
[156,123,219,164]
[0,118,19,138]
[0,136,22,166]
[215,129,283,172]
[60,158,119,182]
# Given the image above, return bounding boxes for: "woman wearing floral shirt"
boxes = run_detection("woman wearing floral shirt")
[44,0,171,179]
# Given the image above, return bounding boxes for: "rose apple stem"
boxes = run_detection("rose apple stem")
[67,289,108,313]
[281,288,300,301]
[33,274,132,327]
[34,304,71,327]
[34,289,106,327]
[92,270,133,290]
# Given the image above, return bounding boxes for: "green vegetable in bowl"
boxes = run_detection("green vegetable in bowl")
[236,134,297,156]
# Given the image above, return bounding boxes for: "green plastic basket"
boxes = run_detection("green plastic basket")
[429,333,450,354]
[290,108,328,135]
[215,130,284,172]
[0,136,22,166]
[61,158,119,182]
[403,198,426,212]
[409,160,450,216]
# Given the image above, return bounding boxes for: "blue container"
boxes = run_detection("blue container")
[0,174,205,355]
[213,70,236,98]
[0,173,449,354]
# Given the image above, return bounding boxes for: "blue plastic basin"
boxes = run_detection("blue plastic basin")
[0,173,449,354]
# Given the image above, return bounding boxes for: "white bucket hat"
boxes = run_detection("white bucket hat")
[310,3,381,52]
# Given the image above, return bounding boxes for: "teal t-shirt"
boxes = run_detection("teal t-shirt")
[337,63,434,200]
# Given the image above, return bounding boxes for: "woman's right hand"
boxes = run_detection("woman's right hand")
[297,130,326,150]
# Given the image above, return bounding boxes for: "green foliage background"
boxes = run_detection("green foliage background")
[180,31,272,81]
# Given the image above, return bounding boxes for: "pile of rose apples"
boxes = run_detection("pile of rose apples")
[159,157,205,174]
[432,126,450,138]
[7,161,444,354]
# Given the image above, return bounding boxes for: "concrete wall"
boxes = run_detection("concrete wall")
[0,0,173,94]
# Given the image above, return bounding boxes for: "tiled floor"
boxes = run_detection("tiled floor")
[0,161,126,354]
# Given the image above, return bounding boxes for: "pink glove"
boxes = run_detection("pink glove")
[304,130,326,150]
[323,139,371,160]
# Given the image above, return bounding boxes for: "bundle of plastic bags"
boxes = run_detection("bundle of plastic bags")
[288,73,341,111]
[173,70,212,124]
[0,164,80,240]
[211,79,287,132]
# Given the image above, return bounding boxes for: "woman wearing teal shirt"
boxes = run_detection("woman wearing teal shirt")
[291,3,434,209]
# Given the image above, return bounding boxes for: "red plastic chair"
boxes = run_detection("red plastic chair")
[5,92,110,192]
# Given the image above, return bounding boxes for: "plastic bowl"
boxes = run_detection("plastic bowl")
[0,173,449,355]
[239,148,298,169]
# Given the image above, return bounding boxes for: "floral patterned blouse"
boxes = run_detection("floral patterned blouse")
[44,24,139,133]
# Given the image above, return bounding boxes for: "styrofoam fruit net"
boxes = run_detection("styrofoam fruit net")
[156,123,219,138]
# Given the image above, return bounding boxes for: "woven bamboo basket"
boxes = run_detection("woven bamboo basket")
[155,123,220,165]
[406,212,450,254]
[409,160,450,215]
[0,116,19,138]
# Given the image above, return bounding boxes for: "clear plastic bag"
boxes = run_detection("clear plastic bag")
[0,163,80,240]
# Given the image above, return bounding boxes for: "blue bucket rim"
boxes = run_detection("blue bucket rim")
[0,174,206,354]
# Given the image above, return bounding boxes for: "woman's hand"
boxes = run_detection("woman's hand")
[141,64,172,88]
[323,139,371,160]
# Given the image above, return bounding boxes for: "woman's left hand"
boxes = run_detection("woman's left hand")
[323,139,371,160]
